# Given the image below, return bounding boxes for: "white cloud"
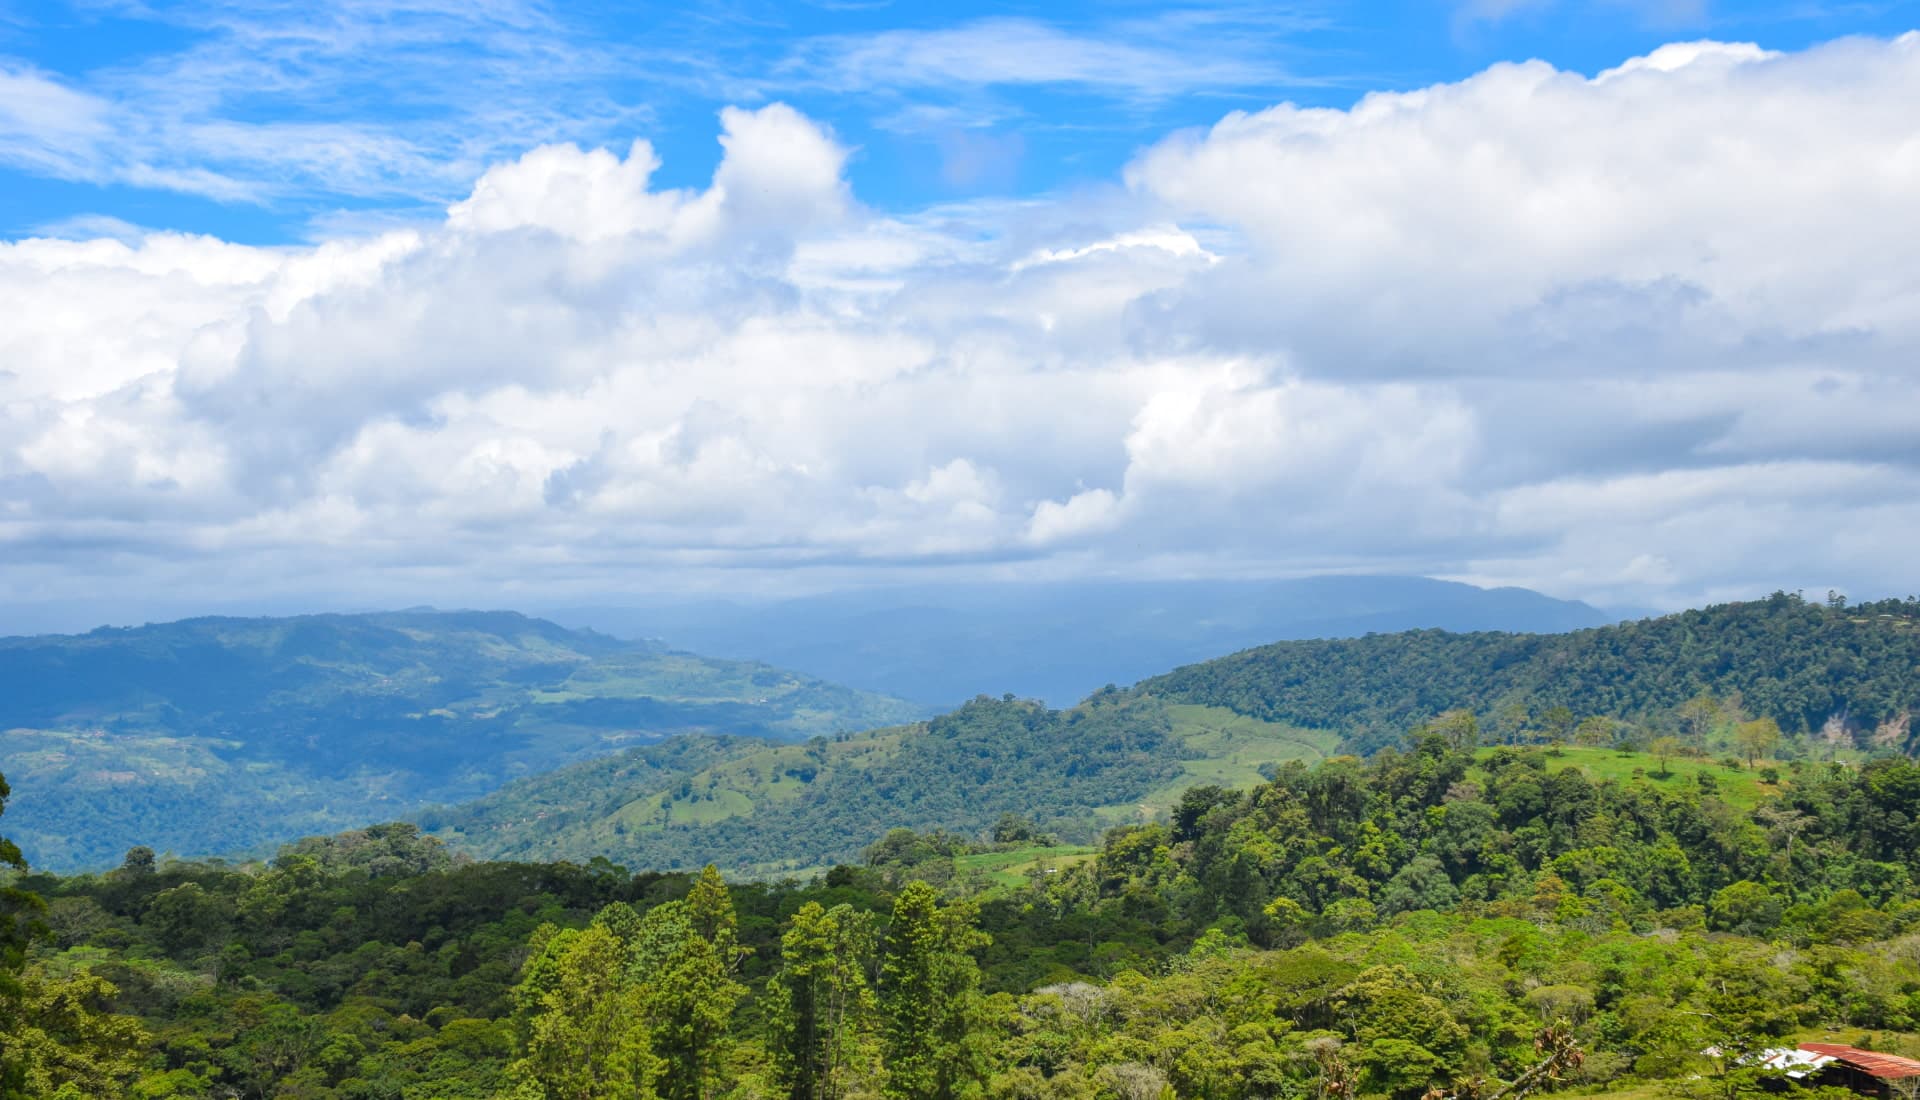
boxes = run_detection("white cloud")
[1010,227,1217,273]
[782,15,1295,100]
[5,36,1920,614]
[448,140,683,243]
[0,63,112,178]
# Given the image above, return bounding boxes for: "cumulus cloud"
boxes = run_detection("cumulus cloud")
[5,38,1920,615]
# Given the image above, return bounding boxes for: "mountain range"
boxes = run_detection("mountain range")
[11,585,1912,878]
[546,574,1618,706]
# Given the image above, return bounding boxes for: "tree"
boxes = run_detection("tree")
[1494,701,1531,746]
[648,866,747,1100]
[1377,856,1459,917]
[0,774,40,960]
[1678,693,1723,746]
[1,771,51,1100]
[1709,881,1783,937]
[991,813,1037,845]
[1487,1021,1586,1100]
[0,967,147,1098]
[1540,706,1576,750]
[509,922,659,1099]
[767,902,879,1100]
[1575,716,1614,748]
[1650,737,1684,778]
[879,882,990,1100]
[1336,965,1468,1097]
[118,847,156,877]
[1733,719,1781,769]
[1428,710,1480,753]
[143,882,222,951]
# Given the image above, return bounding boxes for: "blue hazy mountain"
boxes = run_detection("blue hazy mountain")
[546,575,1617,707]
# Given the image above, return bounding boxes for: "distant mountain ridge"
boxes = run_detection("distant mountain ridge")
[548,575,1617,706]
[1140,591,1920,753]
[0,609,927,870]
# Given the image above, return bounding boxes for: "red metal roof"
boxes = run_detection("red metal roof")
[1801,1044,1920,1079]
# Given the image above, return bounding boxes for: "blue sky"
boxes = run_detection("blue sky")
[2,0,1919,626]
[4,0,1914,243]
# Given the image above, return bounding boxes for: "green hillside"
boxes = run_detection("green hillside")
[1140,592,1920,753]
[0,611,925,870]
[423,696,1337,874]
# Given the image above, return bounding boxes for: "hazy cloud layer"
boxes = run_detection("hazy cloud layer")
[5,36,1920,614]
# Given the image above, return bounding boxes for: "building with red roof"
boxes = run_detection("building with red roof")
[1798,1044,1920,1097]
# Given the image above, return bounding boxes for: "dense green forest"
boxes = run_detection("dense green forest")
[0,611,925,870]
[1141,593,1920,754]
[10,719,1920,1098]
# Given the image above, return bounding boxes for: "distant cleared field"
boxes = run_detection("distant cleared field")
[955,845,1100,890]
[1143,703,1340,802]
[1081,704,1340,827]
[1476,744,1786,810]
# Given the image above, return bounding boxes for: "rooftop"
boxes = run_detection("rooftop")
[1801,1045,1920,1080]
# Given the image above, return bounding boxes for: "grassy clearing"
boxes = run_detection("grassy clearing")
[1477,745,1784,810]
[956,845,1100,889]
[1143,704,1341,804]
[665,789,754,825]
[1087,705,1340,827]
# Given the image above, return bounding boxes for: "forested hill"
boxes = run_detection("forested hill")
[1140,592,1920,753]
[0,610,926,870]
[420,693,1234,875]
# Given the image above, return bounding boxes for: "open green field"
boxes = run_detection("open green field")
[1102,704,1343,822]
[1475,744,1786,810]
[955,844,1100,889]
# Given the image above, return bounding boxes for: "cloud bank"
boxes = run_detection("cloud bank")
[4,35,1919,615]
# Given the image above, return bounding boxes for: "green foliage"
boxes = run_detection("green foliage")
[505,866,746,1100]
[0,768,49,1098]
[13,738,1920,1097]
[767,902,879,1100]
[0,965,148,1098]
[509,921,660,1098]
[880,882,991,1099]
[0,770,44,981]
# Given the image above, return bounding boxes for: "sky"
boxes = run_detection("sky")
[2,0,1919,627]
